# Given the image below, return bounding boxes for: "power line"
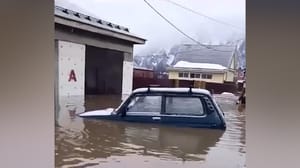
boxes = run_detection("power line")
[143,0,233,52]
[161,0,243,31]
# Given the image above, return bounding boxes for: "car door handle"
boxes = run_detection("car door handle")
[152,117,161,120]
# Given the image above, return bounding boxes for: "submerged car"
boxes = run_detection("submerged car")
[79,87,226,129]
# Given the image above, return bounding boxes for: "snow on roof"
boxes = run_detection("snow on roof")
[133,87,211,95]
[173,61,227,70]
[171,45,235,68]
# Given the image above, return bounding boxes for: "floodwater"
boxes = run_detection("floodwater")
[55,94,245,168]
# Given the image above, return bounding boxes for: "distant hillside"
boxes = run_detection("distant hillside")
[134,40,246,73]
[134,49,169,73]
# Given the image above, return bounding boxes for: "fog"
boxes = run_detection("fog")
[55,0,245,55]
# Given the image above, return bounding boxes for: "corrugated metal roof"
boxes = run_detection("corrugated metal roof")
[172,45,236,68]
[54,6,146,43]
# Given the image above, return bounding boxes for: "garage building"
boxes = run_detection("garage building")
[54,6,146,105]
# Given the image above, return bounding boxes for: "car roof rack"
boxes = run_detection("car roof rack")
[147,84,161,92]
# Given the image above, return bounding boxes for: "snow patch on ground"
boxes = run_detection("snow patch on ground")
[221,92,235,96]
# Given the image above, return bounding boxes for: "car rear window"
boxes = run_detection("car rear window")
[165,96,204,116]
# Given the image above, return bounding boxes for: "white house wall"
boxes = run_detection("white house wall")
[225,71,235,82]
[230,57,235,69]
[168,71,224,84]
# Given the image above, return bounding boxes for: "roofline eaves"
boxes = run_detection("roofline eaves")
[54,11,146,44]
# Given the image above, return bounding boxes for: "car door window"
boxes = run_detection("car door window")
[165,96,204,116]
[127,95,161,116]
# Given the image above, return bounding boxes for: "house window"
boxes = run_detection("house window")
[190,73,201,78]
[183,72,189,78]
[179,72,183,77]
[202,74,212,79]
[190,73,195,78]
[178,72,189,78]
[165,96,204,116]
[195,73,201,78]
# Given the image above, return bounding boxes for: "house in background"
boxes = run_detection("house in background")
[167,44,238,93]
[168,61,229,87]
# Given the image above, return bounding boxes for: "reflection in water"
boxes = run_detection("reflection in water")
[55,96,85,131]
[55,94,245,168]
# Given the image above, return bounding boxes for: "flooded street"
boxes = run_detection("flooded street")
[55,94,245,168]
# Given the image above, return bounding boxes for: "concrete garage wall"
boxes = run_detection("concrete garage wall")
[56,40,86,116]
[58,40,86,96]
[85,45,124,95]
[122,52,133,100]
[55,24,134,54]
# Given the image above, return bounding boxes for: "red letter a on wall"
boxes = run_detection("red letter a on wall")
[68,69,77,82]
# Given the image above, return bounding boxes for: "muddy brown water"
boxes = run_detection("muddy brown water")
[55,94,245,168]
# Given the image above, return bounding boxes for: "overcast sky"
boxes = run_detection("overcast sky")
[55,0,245,55]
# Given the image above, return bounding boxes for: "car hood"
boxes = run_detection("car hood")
[79,108,115,117]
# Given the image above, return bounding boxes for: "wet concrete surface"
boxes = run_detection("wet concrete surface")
[55,94,245,168]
